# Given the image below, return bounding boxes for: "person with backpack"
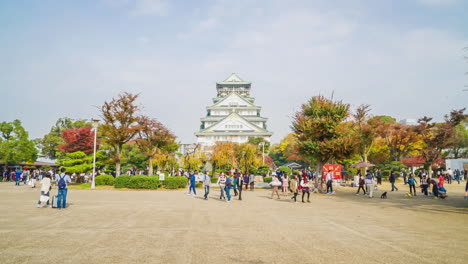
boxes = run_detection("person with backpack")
[15,168,22,186]
[225,174,233,202]
[408,173,418,196]
[217,172,226,200]
[37,173,52,208]
[56,168,71,209]
[355,174,366,195]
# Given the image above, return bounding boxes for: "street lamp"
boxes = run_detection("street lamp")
[259,142,265,165]
[91,119,100,189]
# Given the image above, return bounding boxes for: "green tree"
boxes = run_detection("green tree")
[447,123,468,158]
[57,151,108,176]
[236,142,261,175]
[36,117,91,159]
[0,120,38,167]
[291,96,357,173]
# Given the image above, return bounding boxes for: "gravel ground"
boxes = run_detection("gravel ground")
[0,181,467,264]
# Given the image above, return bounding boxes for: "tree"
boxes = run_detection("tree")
[416,109,467,176]
[352,104,378,164]
[375,121,421,162]
[291,96,357,173]
[236,142,261,175]
[446,123,468,158]
[36,117,90,159]
[58,127,98,155]
[100,92,142,176]
[0,120,38,168]
[269,133,299,166]
[135,116,178,176]
[210,141,238,176]
[57,151,108,176]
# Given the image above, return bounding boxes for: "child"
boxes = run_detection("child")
[300,176,310,203]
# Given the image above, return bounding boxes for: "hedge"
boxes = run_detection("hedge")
[127,176,160,189]
[114,175,131,188]
[264,177,272,183]
[163,176,188,189]
[95,174,114,186]
[211,177,219,183]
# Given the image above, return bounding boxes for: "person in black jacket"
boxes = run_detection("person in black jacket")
[390,171,398,191]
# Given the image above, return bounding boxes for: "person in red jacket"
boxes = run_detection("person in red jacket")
[438,174,445,187]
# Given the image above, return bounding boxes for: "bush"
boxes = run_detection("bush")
[278,166,292,175]
[264,177,272,183]
[163,176,188,189]
[114,175,131,188]
[127,176,160,189]
[95,174,114,186]
[195,182,202,188]
[211,177,219,183]
[346,168,359,176]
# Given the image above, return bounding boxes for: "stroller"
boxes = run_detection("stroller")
[438,186,448,199]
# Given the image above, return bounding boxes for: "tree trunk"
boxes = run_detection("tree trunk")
[115,162,121,177]
[148,159,154,176]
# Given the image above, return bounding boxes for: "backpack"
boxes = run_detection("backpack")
[58,174,67,189]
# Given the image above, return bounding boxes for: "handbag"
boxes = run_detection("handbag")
[40,195,49,202]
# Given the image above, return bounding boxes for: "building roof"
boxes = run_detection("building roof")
[197,112,272,134]
[216,73,251,85]
[212,92,255,108]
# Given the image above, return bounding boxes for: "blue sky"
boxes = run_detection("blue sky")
[1,0,467,145]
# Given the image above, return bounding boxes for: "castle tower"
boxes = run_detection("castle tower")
[195,73,273,146]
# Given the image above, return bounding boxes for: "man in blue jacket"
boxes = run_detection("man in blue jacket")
[15,169,22,186]
[189,171,197,196]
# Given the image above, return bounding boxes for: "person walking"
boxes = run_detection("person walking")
[365,170,375,198]
[225,174,233,202]
[455,169,461,184]
[325,170,334,194]
[270,176,281,199]
[282,173,289,194]
[233,171,240,196]
[37,173,52,208]
[188,171,197,196]
[217,173,226,200]
[290,175,299,203]
[402,170,408,185]
[376,169,382,185]
[300,176,310,203]
[15,168,22,186]
[203,173,211,200]
[243,174,249,190]
[56,168,71,209]
[249,174,255,191]
[408,173,417,196]
[390,171,398,191]
[356,174,366,195]
[421,175,429,196]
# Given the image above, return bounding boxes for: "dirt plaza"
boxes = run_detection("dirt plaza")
[0,182,467,264]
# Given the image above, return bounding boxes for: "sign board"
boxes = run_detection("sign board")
[322,164,342,180]
[159,173,165,181]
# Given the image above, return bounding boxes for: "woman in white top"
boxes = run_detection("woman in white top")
[37,173,52,208]
[217,173,227,200]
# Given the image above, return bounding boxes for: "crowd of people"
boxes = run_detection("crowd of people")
[2,166,468,209]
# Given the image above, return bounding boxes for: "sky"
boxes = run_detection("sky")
[1,0,467,145]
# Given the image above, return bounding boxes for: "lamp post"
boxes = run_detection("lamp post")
[259,142,265,165]
[91,119,100,189]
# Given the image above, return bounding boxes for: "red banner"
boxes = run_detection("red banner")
[322,164,342,180]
